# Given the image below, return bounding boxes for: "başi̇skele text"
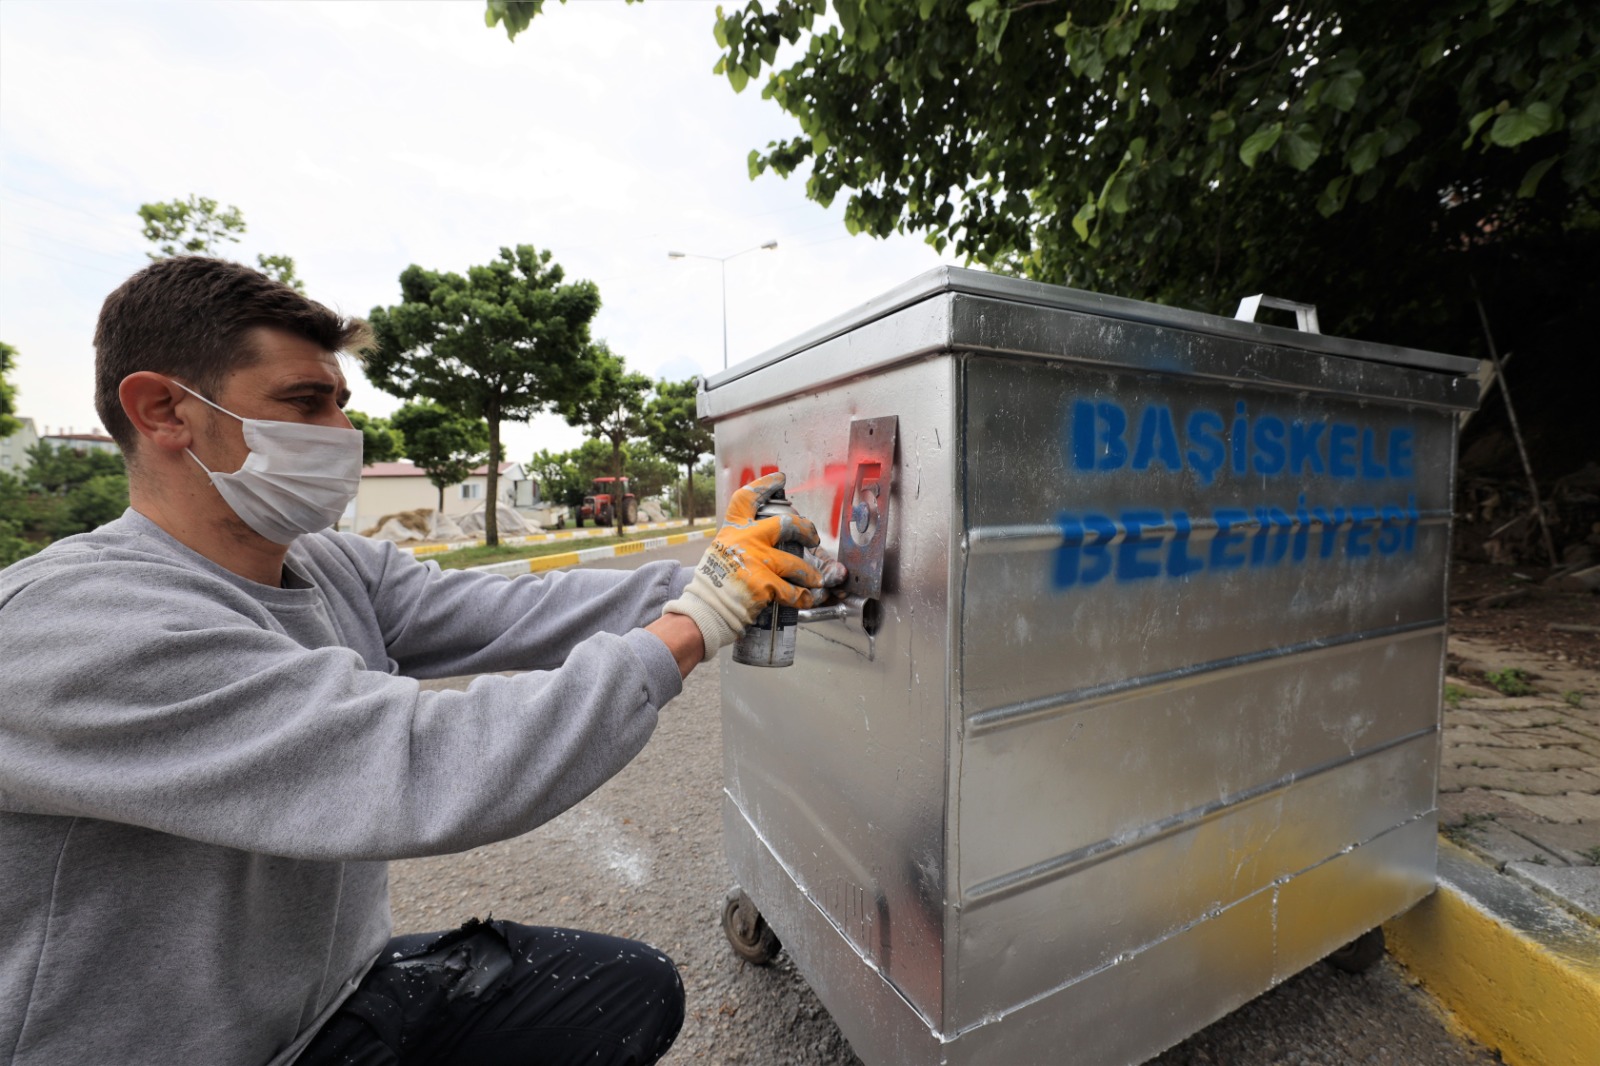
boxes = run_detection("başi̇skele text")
[1054,397,1426,589]
[1067,399,1415,485]
[1052,495,1423,589]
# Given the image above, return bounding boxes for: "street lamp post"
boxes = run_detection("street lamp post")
[667,240,778,369]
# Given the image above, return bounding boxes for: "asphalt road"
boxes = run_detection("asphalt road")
[394,541,1497,1065]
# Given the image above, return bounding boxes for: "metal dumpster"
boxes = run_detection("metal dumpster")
[700,267,1478,1065]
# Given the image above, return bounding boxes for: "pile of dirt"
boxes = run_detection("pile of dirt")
[455,503,534,537]
[1454,462,1600,568]
[1449,559,1599,671]
[363,509,467,544]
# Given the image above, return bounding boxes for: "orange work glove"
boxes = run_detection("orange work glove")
[663,471,847,654]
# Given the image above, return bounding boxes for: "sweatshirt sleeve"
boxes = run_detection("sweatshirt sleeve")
[325,534,694,680]
[0,560,683,862]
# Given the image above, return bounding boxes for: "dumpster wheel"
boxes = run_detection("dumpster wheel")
[722,886,782,966]
[1324,927,1386,974]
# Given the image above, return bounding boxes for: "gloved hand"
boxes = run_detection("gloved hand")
[663,472,847,654]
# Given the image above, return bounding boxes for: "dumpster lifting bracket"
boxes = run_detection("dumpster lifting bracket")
[837,416,897,601]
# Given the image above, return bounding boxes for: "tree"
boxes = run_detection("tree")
[25,441,125,496]
[364,245,601,545]
[66,474,132,533]
[567,439,624,491]
[0,341,20,438]
[1,444,130,559]
[488,2,1599,479]
[672,458,718,522]
[646,377,712,527]
[0,471,37,566]
[391,402,491,512]
[624,448,679,503]
[345,410,405,465]
[530,441,676,515]
[528,447,585,509]
[139,195,245,258]
[557,344,652,534]
[137,195,305,290]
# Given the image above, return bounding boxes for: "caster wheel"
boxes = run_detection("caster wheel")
[1325,927,1386,974]
[722,886,782,966]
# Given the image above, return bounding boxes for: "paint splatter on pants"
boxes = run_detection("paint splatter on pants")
[297,918,684,1065]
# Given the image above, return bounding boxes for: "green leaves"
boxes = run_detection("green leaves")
[1517,155,1558,198]
[1322,68,1364,112]
[345,410,405,465]
[1489,101,1556,146]
[1282,126,1322,171]
[1316,175,1352,218]
[391,401,490,501]
[480,0,1599,380]
[1071,201,1097,243]
[1238,122,1282,167]
[0,340,19,439]
[137,195,245,259]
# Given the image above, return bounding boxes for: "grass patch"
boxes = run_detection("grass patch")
[1484,667,1537,697]
[1564,690,1585,709]
[431,524,703,571]
[1443,811,1495,845]
[1443,683,1474,708]
[1582,846,1600,865]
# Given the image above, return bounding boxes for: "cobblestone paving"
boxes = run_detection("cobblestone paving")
[1440,635,1600,921]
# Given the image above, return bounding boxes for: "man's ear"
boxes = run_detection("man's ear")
[118,373,195,456]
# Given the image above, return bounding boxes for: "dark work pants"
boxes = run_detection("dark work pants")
[297,919,684,1066]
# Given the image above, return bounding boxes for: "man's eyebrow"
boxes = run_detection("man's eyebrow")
[280,380,353,406]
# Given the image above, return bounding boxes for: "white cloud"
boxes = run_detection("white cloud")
[0,0,959,458]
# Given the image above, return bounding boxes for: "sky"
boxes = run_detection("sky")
[0,0,961,461]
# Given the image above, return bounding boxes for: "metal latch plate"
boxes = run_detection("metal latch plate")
[837,416,897,600]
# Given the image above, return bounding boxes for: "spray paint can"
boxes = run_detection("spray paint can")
[732,488,803,668]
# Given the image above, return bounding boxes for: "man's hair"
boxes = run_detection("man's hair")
[94,256,370,454]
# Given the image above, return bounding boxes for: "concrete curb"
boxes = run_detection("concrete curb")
[466,527,715,577]
[400,520,688,558]
[1384,839,1600,1066]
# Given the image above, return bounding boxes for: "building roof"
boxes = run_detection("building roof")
[361,461,520,478]
[362,461,427,478]
[41,432,116,444]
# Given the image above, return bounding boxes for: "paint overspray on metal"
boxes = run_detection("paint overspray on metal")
[702,267,1477,1065]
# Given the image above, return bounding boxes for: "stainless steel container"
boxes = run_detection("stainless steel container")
[701,267,1478,1065]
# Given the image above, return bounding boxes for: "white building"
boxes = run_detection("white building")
[0,417,39,476]
[39,429,120,456]
[348,460,531,534]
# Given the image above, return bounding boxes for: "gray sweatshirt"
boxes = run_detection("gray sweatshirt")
[0,510,693,1065]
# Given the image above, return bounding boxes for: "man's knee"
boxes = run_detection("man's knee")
[496,924,684,1039]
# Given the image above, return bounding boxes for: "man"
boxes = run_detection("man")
[0,257,841,1065]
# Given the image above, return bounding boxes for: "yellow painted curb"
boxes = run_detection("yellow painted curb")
[614,541,646,556]
[1385,840,1600,1066]
[527,552,581,573]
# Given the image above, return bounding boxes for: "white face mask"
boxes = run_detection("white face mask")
[176,382,364,545]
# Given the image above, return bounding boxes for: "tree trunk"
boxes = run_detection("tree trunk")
[436,483,444,513]
[685,463,695,528]
[612,438,625,537]
[485,400,501,547]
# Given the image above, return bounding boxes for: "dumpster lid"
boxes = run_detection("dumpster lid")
[702,267,1478,394]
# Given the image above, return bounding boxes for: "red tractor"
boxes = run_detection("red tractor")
[576,476,638,527]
